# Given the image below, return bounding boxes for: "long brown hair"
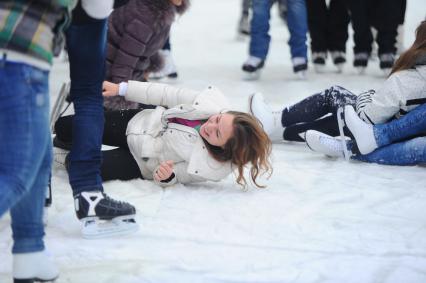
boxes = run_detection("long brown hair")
[204,111,273,189]
[390,21,426,76]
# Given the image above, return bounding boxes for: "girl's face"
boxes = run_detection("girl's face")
[200,113,234,147]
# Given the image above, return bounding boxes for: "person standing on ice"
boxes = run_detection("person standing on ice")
[0,0,73,282]
[63,0,140,239]
[241,0,309,79]
[248,20,426,144]
[53,81,273,189]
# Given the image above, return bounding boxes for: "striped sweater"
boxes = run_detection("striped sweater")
[0,0,73,65]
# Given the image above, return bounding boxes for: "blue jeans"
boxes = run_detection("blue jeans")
[250,0,308,60]
[0,61,51,253]
[65,19,107,195]
[353,103,426,165]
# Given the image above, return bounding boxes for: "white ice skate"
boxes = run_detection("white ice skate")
[148,49,178,81]
[305,130,345,158]
[75,191,139,239]
[13,250,59,283]
[242,56,264,81]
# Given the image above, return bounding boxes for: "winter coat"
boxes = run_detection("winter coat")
[123,81,233,187]
[104,0,177,110]
[356,65,426,124]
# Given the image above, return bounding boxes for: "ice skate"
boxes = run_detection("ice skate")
[148,50,178,81]
[13,250,59,283]
[353,52,369,75]
[292,57,307,79]
[249,92,284,141]
[331,51,346,73]
[379,53,395,76]
[242,56,264,80]
[312,52,326,73]
[305,130,346,158]
[74,191,138,239]
[50,82,71,134]
[340,105,377,155]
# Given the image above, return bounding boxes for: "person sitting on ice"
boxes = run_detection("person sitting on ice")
[53,81,272,189]
[248,20,426,151]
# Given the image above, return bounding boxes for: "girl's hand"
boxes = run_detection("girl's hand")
[154,160,174,182]
[102,81,119,97]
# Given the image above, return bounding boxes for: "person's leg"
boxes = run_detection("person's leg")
[353,137,426,165]
[65,19,107,196]
[55,109,140,149]
[101,148,143,181]
[306,0,327,53]
[0,63,50,235]
[373,103,426,147]
[249,0,273,59]
[345,0,373,59]
[281,85,357,126]
[286,0,308,60]
[327,0,349,52]
[284,115,340,142]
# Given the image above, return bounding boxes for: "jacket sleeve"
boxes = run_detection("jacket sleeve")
[356,75,402,124]
[125,81,200,108]
[152,162,206,187]
[109,19,153,83]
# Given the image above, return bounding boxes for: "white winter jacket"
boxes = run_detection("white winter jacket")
[356,65,426,124]
[123,81,233,187]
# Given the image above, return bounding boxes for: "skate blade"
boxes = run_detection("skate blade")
[314,64,326,73]
[356,67,366,75]
[336,107,350,161]
[81,216,139,239]
[243,70,261,81]
[295,71,307,80]
[335,63,345,73]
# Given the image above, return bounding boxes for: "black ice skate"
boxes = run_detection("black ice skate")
[353,52,369,74]
[312,52,326,73]
[331,51,346,73]
[50,82,71,134]
[242,56,265,80]
[292,57,308,79]
[74,191,138,239]
[379,53,395,75]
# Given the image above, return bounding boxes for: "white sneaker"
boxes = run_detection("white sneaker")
[249,92,284,141]
[343,105,377,154]
[148,50,178,80]
[13,250,59,282]
[305,130,345,158]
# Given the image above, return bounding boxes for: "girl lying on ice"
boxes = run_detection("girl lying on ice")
[54,81,272,188]
[249,20,426,165]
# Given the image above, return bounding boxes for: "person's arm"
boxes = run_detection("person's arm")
[152,161,205,187]
[103,81,199,108]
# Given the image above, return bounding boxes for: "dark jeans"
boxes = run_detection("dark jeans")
[282,85,357,141]
[306,0,349,52]
[345,0,403,55]
[65,19,107,195]
[55,110,143,182]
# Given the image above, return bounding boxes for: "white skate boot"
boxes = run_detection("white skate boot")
[13,250,59,283]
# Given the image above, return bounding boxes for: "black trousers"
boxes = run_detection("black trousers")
[281,85,357,142]
[306,0,350,53]
[55,109,144,181]
[345,0,405,55]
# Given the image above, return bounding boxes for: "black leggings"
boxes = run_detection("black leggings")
[282,85,357,142]
[55,109,144,181]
